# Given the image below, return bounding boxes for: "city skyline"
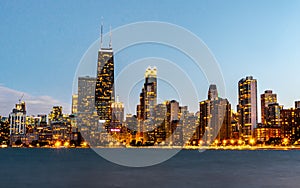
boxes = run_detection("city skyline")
[1,1,300,118]
[2,2,300,187]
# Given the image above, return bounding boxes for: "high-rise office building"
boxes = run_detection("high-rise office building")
[111,97,124,123]
[280,102,300,143]
[153,103,167,143]
[9,101,26,135]
[237,76,258,140]
[136,67,158,143]
[208,84,218,101]
[78,76,96,114]
[71,94,78,114]
[137,66,157,120]
[95,24,115,122]
[261,90,277,125]
[231,111,240,139]
[77,76,99,140]
[266,103,281,127]
[199,85,231,144]
[165,100,181,145]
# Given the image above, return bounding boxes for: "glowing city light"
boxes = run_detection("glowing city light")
[55,141,61,148]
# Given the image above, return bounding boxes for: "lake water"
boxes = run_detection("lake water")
[0,149,299,188]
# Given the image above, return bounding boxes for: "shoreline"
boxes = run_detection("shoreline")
[2,145,300,151]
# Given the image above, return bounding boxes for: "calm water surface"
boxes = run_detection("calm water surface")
[0,149,299,188]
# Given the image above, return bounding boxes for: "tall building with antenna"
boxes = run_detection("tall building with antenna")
[9,100,26,135]
[95,22,115,122]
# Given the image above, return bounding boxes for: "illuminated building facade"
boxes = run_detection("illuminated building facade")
[198,100,209,142]
[71,94,78,114]
[237,76,257,140]
[95,24,115,121]
[199,85,231,144]
[231,111,240,139]
[77,76,98,125]
[254,124,281,143]
[111,97,124,123]
[125,114,138,131]
[78,77,96,114]
[165,100,181,145]
[0,117,10,145]
[136,67,157,143]
[137,66,157,121]
[266,103,282,127]
[9,101,26,135]
[48,106,63,123]
[153,103,167,143]
[280,105,300,143]
[48,106,72,142]
[77,76,100,142]
[182,112,198,145]
[261,90,277,125]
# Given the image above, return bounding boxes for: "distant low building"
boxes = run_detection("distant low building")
[254,124,281,144]
[0,116,10,145]
[280,104,300,144]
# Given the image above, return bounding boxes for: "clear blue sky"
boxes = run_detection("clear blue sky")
[1,0,300,118]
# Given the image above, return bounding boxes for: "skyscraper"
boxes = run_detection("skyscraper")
[208,84,218,101]
[280,106,300,144]
[95,24,115,122]
[111,96,124,123]
[238,76,258,140]
[77,76,99,139]
[199,85,231,144]
[137,66,157,120]
[71,94,78,114]
[165,100,181,145]
[261,90,277,125]
[9,101,26,135]
[78,76,97,115]
[136,66,158,143]
[266,103,281,127]
[9,101,27,145]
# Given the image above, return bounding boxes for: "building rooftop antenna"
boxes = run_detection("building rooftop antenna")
[19,93,24,103]
[109,25,112,48]
[100,17,103,49]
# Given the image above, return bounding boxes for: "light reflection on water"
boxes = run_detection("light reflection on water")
[0,149,299,188]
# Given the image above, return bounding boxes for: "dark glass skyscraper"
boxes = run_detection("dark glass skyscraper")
[95,24,115,122]
[261,90,277,125]
[208,84,218,101]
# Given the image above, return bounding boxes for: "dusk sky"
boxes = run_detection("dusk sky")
[1,0,300,119]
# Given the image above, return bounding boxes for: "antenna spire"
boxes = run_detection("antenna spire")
[109,25,112,48]
[100,17,103,48]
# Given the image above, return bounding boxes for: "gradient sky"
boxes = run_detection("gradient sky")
[1,0,300,119]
